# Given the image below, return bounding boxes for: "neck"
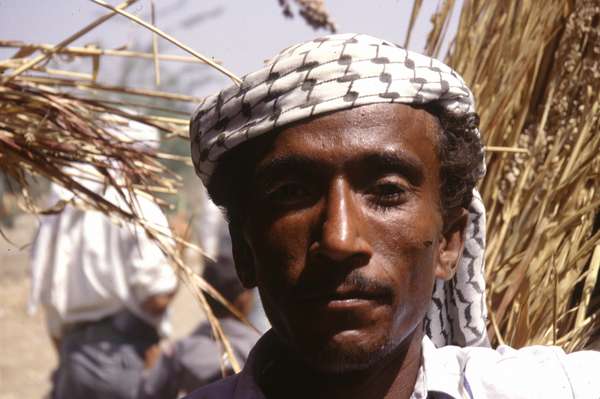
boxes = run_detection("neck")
[262,327,424,399]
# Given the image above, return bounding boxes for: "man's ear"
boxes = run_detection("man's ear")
[435,208,469,281]
[228,224,257,288]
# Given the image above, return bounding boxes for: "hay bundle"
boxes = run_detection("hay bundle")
[413,0,600,349]
[0,80,187,217]
[0,0,195,221]
[0,1,249,371]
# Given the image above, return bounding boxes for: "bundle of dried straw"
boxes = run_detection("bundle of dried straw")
[0,0,249,371]
[409,0,600,349]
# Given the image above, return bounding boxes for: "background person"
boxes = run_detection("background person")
[29,121,178,399]
[140,243,259,398]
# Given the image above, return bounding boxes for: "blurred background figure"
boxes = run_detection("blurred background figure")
[139,242,259,399]
[28,121,178,399]
[195,192,270,333]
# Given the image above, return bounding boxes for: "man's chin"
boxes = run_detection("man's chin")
[296,331,395,374]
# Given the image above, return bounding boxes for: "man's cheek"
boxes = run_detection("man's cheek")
[375,223,436,291]
[254,239,307,289]
[373,218,431,257]
[266,215,311,273]
[392,220,439,260]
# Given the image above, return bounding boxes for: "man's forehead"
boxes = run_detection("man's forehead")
[253,104,440,181]
[263,104,439,156]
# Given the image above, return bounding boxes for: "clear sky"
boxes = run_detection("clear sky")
[0,0,461,98]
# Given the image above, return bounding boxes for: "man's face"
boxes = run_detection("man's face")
[237,103,454,372]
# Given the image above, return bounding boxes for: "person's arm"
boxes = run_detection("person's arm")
[141,292,175,371]
[127,237,178,314]
[51,337,61,354]
[143,342,163,369]
[138,344,180,399]
[123,195,178,322]
[45,307,63,355]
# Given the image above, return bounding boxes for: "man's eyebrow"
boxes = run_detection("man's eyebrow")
[253,151,426,185]
[254,155,321,182]
[353,152,425,185]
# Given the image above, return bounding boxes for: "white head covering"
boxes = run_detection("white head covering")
[105,117,161,151]
[29,119,177,338]
[189,33,489,347]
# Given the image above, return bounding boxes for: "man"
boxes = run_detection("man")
[29,121,178,399]
[185,34,599,399]
[140,244,260,398]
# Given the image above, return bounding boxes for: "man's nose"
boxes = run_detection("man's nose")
[314,178,372,263]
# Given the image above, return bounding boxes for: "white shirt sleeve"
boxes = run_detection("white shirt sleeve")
[123,195,178,303]
[464,344,600,399]
[560,349,600,399]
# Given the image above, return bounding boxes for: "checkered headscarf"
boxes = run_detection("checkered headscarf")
[190,33,489,348]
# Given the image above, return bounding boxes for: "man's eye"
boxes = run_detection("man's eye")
[368,181,407,205]
[266,183,312,204]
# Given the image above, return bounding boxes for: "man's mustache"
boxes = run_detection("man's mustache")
[291,270,395,301]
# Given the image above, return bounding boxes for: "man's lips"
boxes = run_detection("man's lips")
[289,273,395,311]
[294,287,391,306]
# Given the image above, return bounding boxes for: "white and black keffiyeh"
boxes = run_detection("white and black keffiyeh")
[190,33,489,348]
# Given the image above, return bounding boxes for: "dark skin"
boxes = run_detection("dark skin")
[229,103,468,399]
[142,291,177,368]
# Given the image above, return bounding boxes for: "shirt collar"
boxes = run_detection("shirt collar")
[420,336,468,399]
[233,331,467,399]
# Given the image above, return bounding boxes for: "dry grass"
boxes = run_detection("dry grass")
[0,2,246,371]
[408,0,600,349]
[278,0,337,32]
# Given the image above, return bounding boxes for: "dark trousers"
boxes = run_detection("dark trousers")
[53,311,159,399]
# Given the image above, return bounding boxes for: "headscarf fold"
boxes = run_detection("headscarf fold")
[190,33,489,348]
